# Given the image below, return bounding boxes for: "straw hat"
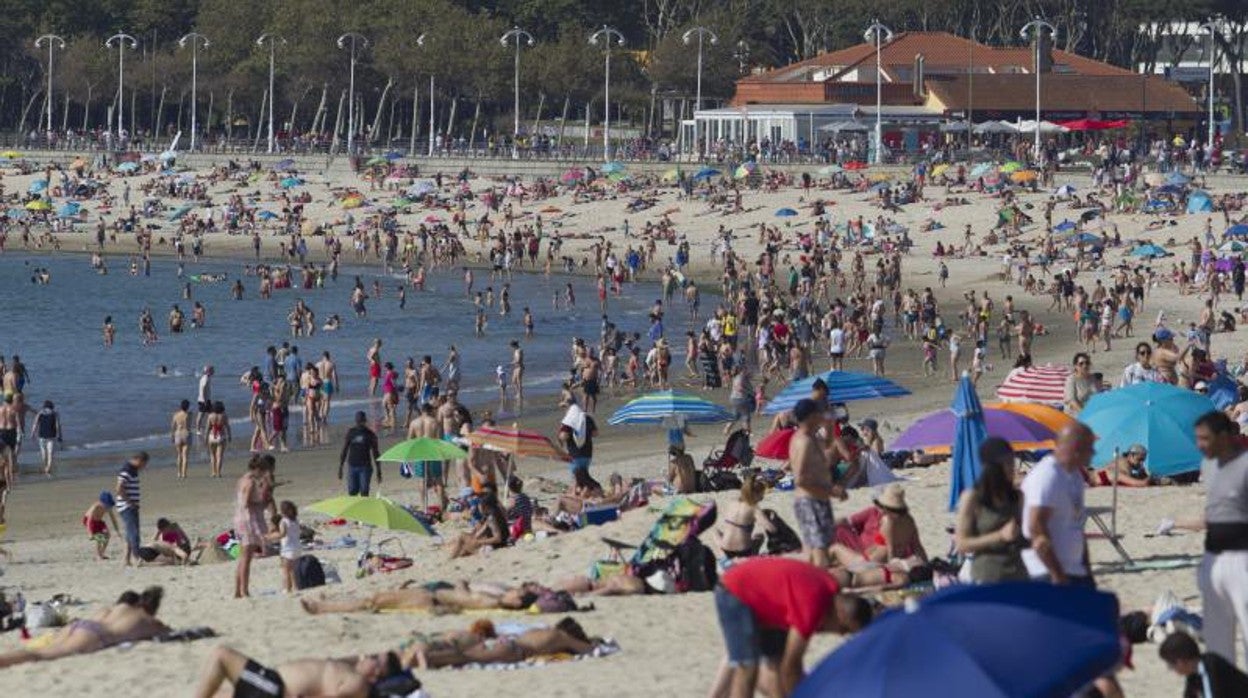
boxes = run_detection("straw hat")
[874,484,908,513]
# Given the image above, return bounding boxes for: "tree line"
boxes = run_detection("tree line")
[0,0,1244,147]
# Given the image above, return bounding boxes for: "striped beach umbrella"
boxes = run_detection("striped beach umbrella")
[763,371,911,415]
[996,364,1071,407]
[608,390,733,426]
[466,425,567,461]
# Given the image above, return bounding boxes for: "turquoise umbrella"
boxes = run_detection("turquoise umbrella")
[601,161,626,174]
[280,177,302,188]
[1130,244,1168,258]
[169,204,193,221]
[608,390,733,425]
[1078,382,1215,476]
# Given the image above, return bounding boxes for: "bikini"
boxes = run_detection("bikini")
[720,518,755,558]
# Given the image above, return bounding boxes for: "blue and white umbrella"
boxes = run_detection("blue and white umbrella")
[608,390,733,426]
[949,375,987,511]
[763,371,910,415]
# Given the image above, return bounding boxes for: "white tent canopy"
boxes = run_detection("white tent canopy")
[973,120,1019,134]
[1015,119,1070,134]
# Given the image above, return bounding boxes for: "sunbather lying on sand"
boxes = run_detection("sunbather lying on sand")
[401,617,598,670]
[193,645,416,698]
[301,580,546,615]
[0,587,168,668]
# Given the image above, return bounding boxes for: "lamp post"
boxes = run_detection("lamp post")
[178,32,209,151]
[336,32,369,154]
[1199,19,1219,151]
[500,27,535,160]
[683,26,718,161]
[863,20,893,165]
[34,34,65,140]
[589,26,625,161]
[105,33,138,145]
[1019,18,1056,161]
[256,34,285,154]
[414,34,435,157]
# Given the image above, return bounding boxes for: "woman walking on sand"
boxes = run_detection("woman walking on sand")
[234,454,275,598]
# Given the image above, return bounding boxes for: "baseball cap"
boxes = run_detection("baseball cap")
[859,418,878,431]
[1152,328,1173,342]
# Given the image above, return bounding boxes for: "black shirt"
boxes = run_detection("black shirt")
[560,416,597,459]
[340,425,379,469]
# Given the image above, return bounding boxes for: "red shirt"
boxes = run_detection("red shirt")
[721,558,841,638]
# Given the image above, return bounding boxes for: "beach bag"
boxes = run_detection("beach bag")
[295,555,326,590]
[761,509,801,555]
[674,538,718,592]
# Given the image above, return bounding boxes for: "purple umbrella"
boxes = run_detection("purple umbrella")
[891,407,1056,453]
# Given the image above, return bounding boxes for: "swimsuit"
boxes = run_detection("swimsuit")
[0,429,16,449]
[234,659,285,698]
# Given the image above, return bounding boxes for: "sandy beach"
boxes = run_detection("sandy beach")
[0,153,1240,696]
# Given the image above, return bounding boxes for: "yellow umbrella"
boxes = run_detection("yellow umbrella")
[341,196,365,209]
[931,164,950,178]
[1010,170,1038,183]
[24,200,51,211]
[868,172,892,182]
[1,151,20,159]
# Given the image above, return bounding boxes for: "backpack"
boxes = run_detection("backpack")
[761,509,802,555]
[295,555,326,590]
[673,538,718,592]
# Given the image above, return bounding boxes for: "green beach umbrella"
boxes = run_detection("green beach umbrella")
[306,495,433,535]
[378,437,467,463]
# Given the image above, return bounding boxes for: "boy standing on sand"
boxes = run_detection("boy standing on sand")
[83,491,119,560]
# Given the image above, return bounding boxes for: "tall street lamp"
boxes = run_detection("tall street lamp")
[105,33,138,145]
[1199,19,1219,150]
[257,34,285,154]
[178,32,209,151]
[500,27,535,160]
[683,26,718,161]
[34,34,65,139]
[1019,17,1056,160]
[337,32,369,154]
[589,26,625,162]
[863,20,893,165]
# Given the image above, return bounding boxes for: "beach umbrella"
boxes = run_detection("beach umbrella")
[867,181,889,193]
[1130,243,1169,258]
[692,167,720,181]
[5,208,26,219]
[1208,371,1239,410]
[0,151,20,159]
[1226,224,1248,238]
[890,405,1055,458]
[601,161,626,174]
[1165,171,1190,186]
[930,163,949,178]
[28,180,47,193]
[1010,170,1038,183]
[763,371,910,415]
[168,204,194,221]
[660,168,681,182]
[280,177,302,188]
[24,199,51,211]
[306,495,433,536]
[56,202,80,218]
[1053,220,1077,232]
[794,583,1121,698]
[969,163,994,179]
[384,151,403,162]
[1187,191,1213,214]
[988,402,1074,434]
[115,162,139,173]
[1070,232,1103,246]
[1054,184,1077,196]
[608,390,733,426]
[393,197,413,208]
[948,375,988,511]
[1219,240,1245,253]
[843,161,868,171]
[275,158,296,171]
[258,210,280,221]
[423,214,442,224]
[996,364,1071,407]
[379,437,468,463]
[775,207,799,217]
[407,181,436,197]
[734,162,759,179]
[817,164,843,176]
[466,425,567,461]
[341,195,365,209]
[754,428,794,461]
[999,161,1024,174]
[365,156,388,167]
[560,167,586,184]
[1078,382,1214,477]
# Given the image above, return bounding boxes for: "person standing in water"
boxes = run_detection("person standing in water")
[366,339,382,397]
[317,352,338,422]
[170,400,191,479]
[510,340,525,406]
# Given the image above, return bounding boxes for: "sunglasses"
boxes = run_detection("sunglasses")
[1076,360,1090,365]
[1137,350,1151,356]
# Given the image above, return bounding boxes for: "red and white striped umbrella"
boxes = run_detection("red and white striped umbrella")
[996,364,1071,407]
[465,425,568,461]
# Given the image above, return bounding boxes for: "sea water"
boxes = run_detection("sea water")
[1,253,652,467]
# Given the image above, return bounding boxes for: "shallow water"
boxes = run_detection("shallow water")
[1,253,652,466]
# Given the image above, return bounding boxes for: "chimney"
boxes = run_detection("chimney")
[1034,32,1053,73]
[913,53,926,99]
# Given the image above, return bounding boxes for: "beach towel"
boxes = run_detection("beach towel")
[561,404,588,448]
[863,451,903,487]
[443,638,622,671]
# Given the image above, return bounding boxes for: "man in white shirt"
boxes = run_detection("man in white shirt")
[1119,342,1161,387]
[196,365,214,433]
[1021,423,1094,586]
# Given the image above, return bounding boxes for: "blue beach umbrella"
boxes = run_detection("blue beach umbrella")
[601,161,625,174]
[775,207,799,217]
[57,202,81,218]
[1078,382,1215,476]
[608,390,733,425]
[763,371,910,415]
[1052,219,1076,232]
[115,162,139,173]
[384,151,403,162]
[1207,371,1239,411]
[794,583,1121,698]
[275,158,296,171]
[1069,232,1103,246]
[407,181,436,197]
[969,163,994,179]
[169,204,193,221]
[691,167,720,181]
[948,374,987,511]
[1130,243,1168,258]
[28,180,48,194]
[1165,171,1190,186]
[258,210,280,221]
[1187,191,1213,214]
[1225,224,1248,238]
[280,177,302,188]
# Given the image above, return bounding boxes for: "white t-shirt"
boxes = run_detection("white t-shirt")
[828,328,845,354]
[1020,455,1088,577]
[197,374,211,404]
[280,517,301,560]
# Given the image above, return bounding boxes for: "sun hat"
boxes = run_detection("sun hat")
[873,483,908,513]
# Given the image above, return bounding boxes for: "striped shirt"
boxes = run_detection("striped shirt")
[116,464,140,511]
